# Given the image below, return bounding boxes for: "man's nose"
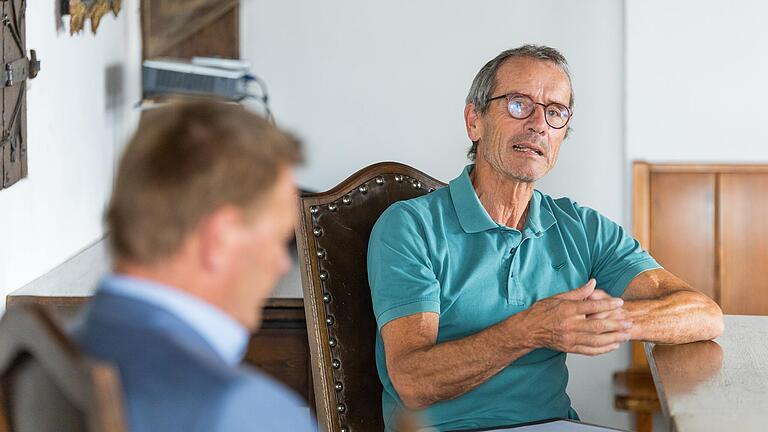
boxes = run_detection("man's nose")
[526,104,548,135]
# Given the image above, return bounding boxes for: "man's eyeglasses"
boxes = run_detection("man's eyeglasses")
[486,93,572,130]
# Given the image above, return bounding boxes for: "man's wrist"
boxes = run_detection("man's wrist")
[501,310,539,353]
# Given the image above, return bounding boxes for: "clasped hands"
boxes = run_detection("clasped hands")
[520,279,633,356]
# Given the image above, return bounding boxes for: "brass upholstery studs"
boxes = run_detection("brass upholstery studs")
[329,337,337,347]
[326,315,335,325]
[337,404,346,413]
[317,249,327,259]
[323,293,332,303]
[332,359,341,369]
[358,185,368,194]
[376,176,385,185]
[335,381,343,391]
[342,195,352,205]
[394,174,403,182]
[313,227,323,237]
[320,271,329,281]
[310,206,319,214]
[328,203,338,211]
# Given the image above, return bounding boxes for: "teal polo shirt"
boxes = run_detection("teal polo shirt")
[367,164,660,431]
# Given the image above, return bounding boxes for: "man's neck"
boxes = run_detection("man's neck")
[115,258,216,309]
[470,162,534,231]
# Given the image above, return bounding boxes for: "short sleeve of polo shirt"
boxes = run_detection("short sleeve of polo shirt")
[576,204,661,297]
[367,202,441,330]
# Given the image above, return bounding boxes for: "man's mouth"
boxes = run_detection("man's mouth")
[512,144,544,157]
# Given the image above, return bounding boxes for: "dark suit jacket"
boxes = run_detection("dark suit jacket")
[72,290,316,432]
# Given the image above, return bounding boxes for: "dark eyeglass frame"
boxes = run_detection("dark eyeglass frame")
[486,92,573,130]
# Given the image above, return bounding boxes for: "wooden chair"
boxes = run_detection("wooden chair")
[0,304,127,432]
[296,162,445,432]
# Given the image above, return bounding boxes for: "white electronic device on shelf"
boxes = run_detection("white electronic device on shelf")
[142,57,249,100]
[141,56,272,120]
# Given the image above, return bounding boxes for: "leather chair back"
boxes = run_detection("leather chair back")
[0,304,127,432]
[296,162,446,432]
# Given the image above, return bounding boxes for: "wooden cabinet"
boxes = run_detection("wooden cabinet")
[636,164,768,314]
[242,299,313,406]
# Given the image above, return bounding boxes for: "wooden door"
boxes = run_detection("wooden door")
[1,0,28,189]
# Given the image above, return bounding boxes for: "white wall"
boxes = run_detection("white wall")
[242,0,630,429]
[243,1,627,224]
[626,0,768,163]
[0,2,141,306]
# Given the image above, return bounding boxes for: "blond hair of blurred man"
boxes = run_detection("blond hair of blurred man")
[73,100,316,432]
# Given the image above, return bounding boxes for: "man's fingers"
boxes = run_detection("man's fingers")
[587,311,610,320]
[574,331,631,347]
[573,318,632,334]
[573,297,624,315]
[587,308,627,320]
[556,279,596,301]
[570,343,622,356]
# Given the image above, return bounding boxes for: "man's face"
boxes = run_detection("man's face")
[467,57,572,183]
[226,167,298,330]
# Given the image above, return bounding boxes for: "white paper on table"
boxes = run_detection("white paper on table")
[456,419,626,432]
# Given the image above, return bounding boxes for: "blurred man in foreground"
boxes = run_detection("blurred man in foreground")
[74,100,316,432]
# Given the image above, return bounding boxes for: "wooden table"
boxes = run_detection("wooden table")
[645,315,768,432]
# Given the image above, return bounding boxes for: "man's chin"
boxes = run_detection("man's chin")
[504,169,541,183]
[500,161,548,183]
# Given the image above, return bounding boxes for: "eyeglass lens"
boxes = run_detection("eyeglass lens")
[507,95,570,129]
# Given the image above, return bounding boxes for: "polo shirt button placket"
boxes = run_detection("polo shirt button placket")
[509,239,520,280]
[509,247,517,280]
[507,240,521,303]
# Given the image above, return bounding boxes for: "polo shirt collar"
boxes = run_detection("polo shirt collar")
[449,164,556,237]
[524,188,556,238]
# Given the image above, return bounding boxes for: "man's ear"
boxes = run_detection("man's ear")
[198,206,242,273]
[464,103,483,142]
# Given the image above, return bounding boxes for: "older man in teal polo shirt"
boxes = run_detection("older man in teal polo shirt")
[367,45,724,431]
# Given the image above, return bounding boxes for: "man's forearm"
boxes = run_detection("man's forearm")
[389,313,533,409]
[625,290,723,344]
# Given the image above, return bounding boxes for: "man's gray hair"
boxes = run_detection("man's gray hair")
[465,45,574,161]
